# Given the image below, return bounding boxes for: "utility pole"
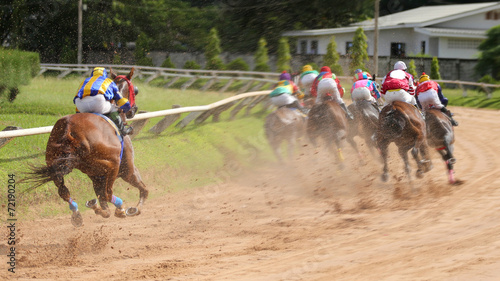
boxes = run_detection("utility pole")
[78,0,82,64]
[373,0,380,76]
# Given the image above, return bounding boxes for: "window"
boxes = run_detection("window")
[486,11,500,20]
[448,39,482,49]
[300,40,307,54]
[391,42,406,58]
[310,40,318,55]
[420,41,426,54]
[346,42,353,55]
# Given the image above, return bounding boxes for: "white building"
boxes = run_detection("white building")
[282,2,500,60]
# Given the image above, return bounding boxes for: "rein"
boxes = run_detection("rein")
[116,75,135,107]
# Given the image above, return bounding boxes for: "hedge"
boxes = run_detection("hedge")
[0,48,40,101]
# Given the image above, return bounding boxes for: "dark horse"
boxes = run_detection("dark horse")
[26,68,148,227]
[347,100,380,159]
[265,107,306,162]
[376,101,433,182]
[425,108,456,184]
[307,99,360,168]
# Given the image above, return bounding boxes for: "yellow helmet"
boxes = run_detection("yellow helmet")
[302,65,313,72]
[419,72,430,83]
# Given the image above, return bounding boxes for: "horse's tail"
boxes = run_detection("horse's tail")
[380,107,405,138]
[23,117,81,190]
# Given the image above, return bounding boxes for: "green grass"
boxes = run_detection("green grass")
[0,76,273,221]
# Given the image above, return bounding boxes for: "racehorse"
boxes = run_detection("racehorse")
[307,98,360,168]
[425,108,456,184]
[347,100,380,159]
[264,107,306,162]
[25,67,148,227]
[376,101,433,182]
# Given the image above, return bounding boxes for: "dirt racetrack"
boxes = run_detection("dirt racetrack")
[2,106,500,281]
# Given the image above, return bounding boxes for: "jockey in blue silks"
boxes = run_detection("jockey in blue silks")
[74,67,133,135]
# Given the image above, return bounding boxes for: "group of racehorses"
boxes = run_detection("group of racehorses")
[265,95,457,186]
[23,67,456,227]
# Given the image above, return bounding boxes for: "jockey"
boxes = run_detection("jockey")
[416,73,459,126]
[311,66,353,119]
[269,71,308,115]
[381,61,418,108]
[74,67,133,135]
[351,71,381,112]
[298,65,319,99]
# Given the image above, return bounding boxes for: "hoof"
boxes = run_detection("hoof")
[416,169,424,179]
[71,211,83,227]
[85,198,98,209]
[381,173,388,182]
[126,207,141,216]
[114,208,127,218]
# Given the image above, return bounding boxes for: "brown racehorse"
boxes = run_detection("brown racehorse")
[264,107,306,162]
[347,100,380,159]
[425,108,456,184]
[307,99,360,168]
[25,68,148,227]
[376,101,433,182]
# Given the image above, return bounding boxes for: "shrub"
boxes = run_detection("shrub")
[161,57,176,68]
[184,60,201,69]
[226,58,250,71]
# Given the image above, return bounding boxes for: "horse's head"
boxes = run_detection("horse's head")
[111,67,138,118]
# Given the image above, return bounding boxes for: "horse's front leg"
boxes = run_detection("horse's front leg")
[438,142,456,184]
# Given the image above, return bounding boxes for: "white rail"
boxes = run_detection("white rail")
[0,90,270,139]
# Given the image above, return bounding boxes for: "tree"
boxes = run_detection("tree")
[323,36,343,75]
[205,27,224,70]
[276,37,291,72]
[135,32,153,66]
[349,27,369,74]
[430,56,442,80]
[407,59,417,78]
[254,37,270,72]
[475,25,500,80]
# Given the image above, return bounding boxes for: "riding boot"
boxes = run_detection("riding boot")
[371,102,380,113]
[414,104,425,120]
[340,103,354,120]
[440,107,459,126]
[107,111,133,136]
[290,100,309,115]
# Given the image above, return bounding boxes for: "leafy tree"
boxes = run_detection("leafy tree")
[135,32,151,64]
[475,25,500,80]
[323,36,343,75]
[349,27,369,74]
[407,59,417,78]
[254,38,270,72]
[226,58,249,71]
[430,56,442,80]
[205,27,224,70]
[276,37,291,72]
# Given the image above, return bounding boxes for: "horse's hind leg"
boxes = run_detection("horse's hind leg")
[439,142,456,184]
[379,140,390,182]
[88,175,113,218]
[53,174,83,227]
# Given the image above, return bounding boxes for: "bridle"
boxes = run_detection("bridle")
[115,75,136,107]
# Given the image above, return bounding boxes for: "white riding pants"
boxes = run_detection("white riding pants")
[418,89,444,110]
[351,87,376,103]
[75,94,117,114]
[315,78,344,105]
[300,73,317,97]
[383,89,417,106]
[270,93,298,107]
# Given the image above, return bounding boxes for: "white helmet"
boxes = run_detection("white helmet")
[394,61,407,70]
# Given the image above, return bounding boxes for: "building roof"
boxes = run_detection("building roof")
[283,2,500,37]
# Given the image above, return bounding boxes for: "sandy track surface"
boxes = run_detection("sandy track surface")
[2,106,500,281]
